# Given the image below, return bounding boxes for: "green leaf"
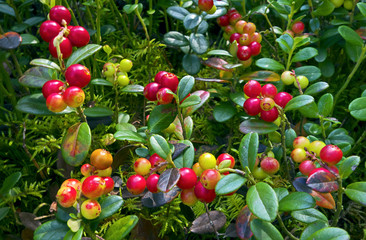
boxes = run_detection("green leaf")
[91,78,113,86]
[339,156,360,179]
[121,84,144,93]
[276,34,293,54]
[0,172,21,195]
[84,107,113,117]
[279,192,315,212]
[182,54,201,75]
[150,134,171,159]
[167,6,190,20]
[255,58,285,71]
[284,95,314,111]
[203,7,227,19]
[34,220,69,240]
[230,92,246,107]
[291,208,328,224]
[18,67,54,88]
[294,36,310,48]
[148,104,177,134]
[173,140,195,168]
[318,93,333,117]
[183,13,202,30]
[338,25,363,47]
[285,129,297,148]
[304,82,329,95]
[357,2,366,17]
[239,119,278,134]
[61,122,91,167]
[164,31,189,47]
[184,116,193,139]
[66,44,102,67]
[215,174,246,195]
[247,182,278,222]
[178,75,195,100]
[310,18,320,32]
[0,3,15,17]
[292,47,318,62]
[239,132,259,171]
[309,227,350,240]
[189,33,208,55]
[71,226,83,240]
[55,205,77,222]
[206,50,232,57]
[348,97,366,121]
[300,221,329,240]
[345,42,362,62]
[299,101,319,119]
[30,59,61,71]
[114,130,146,143]
[313,0,335,16]
[20,33,39,45]
[344,182,366,206]
[274,188,289,202]
[104,215,139,240]
[213,102,236,122]
[116,123,136,132]
[180,94,201,108]
[95,196,123,221]
[123,4,138,14]
[295,66,321,82]
[268,0,290,14]
[250,219,284,240]
[183,90,209,115]
[0,207,10,221]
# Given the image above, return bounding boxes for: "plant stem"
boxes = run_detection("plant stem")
[135,0,150,42]
[166,154,176,168]
[285,48,294,71]
[331,178,343,227]
[319,117,327,140]
[204,203,220,240]
[114,84,119,123]
[293,72,303,95]
[63,0,79,25]
[96,0,102,44]
[348,128,366,155]
[277,106,292,181]
[148,0,153,36]
[277,214,299,240]
[76,106,87,123]
[177,104,187,140]
[332,46,366,115]
[9,50,23,77]
[84,224,98,240]
[109,0,132,42]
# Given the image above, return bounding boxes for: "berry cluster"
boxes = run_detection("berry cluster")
[291,137,343,177]
[281,71,309,89]
[143,71,180,104]
[252,151,280,179]
[102,59,133,87]
[217,8,262,64]
[40,5,90,59]
[198,0,217,14]
[42,64,91,113]
[243,80,293,122]
[56,149,115,220]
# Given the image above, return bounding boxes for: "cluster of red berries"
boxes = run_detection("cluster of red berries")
[102,59,133,87]
[42,64,91,113]
[197,0,217,14]
[283,21,305,37]
[252,152,280,180]
[56,149,115,220]
[217,8,262,64]
[40,5,90,59]
[291,137,343,177]
[281,71,309,89]
[243,80,293,122]
[143,71,180,104]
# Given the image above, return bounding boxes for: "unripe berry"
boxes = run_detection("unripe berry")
[281,71,295,85]
[46,93,67,113]
[200,169,221,190]
[294,75,309,89]
[198,153,216,170]
[134,158,151,176]
[308,141,326,157]
[260,97,275,111]
[291,148,307,163]
[81,199,101,220]
[293,136,311,149]
[63,86,85,108]
[180,188,198,206]
[260,157,280,174]
[192,162,203,177]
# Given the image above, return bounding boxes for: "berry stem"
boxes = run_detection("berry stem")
[331,178,344,227]
[292,70,303,95]
[277,214,299,240]
[134,0,150,42]
[348,128,366,155]
[166,154,176,168]
[109,0,133,42]
[76,106,88,123]
[218,168,246,177]
[204,203,220,240]
[96,0,102,44]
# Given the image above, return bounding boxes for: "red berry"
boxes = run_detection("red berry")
[177,168,197,189]
[251,32,262,43]
[329,166,339,175]
[81,175,106,199]
[60,179,81,198]
[216,153,235,168]
[160,73,179,93]
[224,25,236,35]
[230,33,241,43]
[63,86,85,108]
[261,84,277,98]
[227,8,238,17]
[65,64,91,88]
[194,181,216,203]
[198,0,214,11]
[243,80,261,98]
[237,45,252,61]
[81,199,101,220]
[308,167,330,177]
[49,37,73,59]
[154,71,168,84]
[217,14,230,27]
[260,157,280,174]
[200,169,221,190]
[81,164,95,177]
[103,176,114,194]
[126,174,146,195]
[40,20,61,42]
[235,20,247,34]
[292,21,305,34]
[42,80,64,99]
[260,107,279,122]
[149,153,167,171]
[156,87,174,105]
[68,26,90,47]
[46,93,67,113]
[49,5,71,25]
[243,22,256,35]
[243,98,261,116]
[249,41,261,56]
[229,12,242,25]
[320,145,343,166]
[144,82,161,101]
[146,174,160,193]
[274,92,293,108]
[299,160,316,176]
[180,188,198,206]
[56,186,77,208]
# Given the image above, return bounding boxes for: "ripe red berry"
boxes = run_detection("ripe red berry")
[82,175,106,199]
[237,45,252,61]
[227,8,238,17]
[261,83,277,98]
[40,20,61,42]
[160,73,179,93]
[177,168,197,189]
[260,157,280,174]
[249,41,261,56]
[56,186,77,208]
[49,5,71,25]
[103,176,114,194]
[46,93,67,113]
[63,86,85,108]
[217,14,230,27]
[216,153,235,168]
[194,181,216,203]
[49,37,73,59]
[126,174,146,195]
[149,153,167,171]
[299,160,316,176]
[42,80,64,99]
[68,26,90,47]
[154,71,168,84]
[320,145,343,166]
[308,167,330,177]
[274,92,293,108]
[229,12,242,25]
[156,87,174,105]
[144,82,161,101]
[243,80,261,98]
[65,64,91,88]
[198,0,214,11]
[243,98,261,116]
[146,174,159,193]
[81,163,95,177]
[292,21,305,34]
[230,33,241,43]
[260,107,279,122]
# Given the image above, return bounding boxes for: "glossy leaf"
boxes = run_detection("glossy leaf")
[96,196,123,221]
[285,129,297,148]
[180,95,201,108]
[239,119,278,134]
[178,75,195,100]
[299,101,319,119]
[240,71,280,82]
[239,132,258,171]
[114,130,146,143]
[66,44,102,67]
[250,219,283,240]
[30,59,61,71]
[273,188,289,202]
[255,58,285,71]
[213,102,236,122]
[318,93,333,117]
[20,33,39,45]
[284,95,314,111]
[84,107,113,117]
[157,168,180,193]
[215,174,246,195]
[308,227,350,240]
[338,25,363,47]
[190,33,208,54]
[0,3,15,17]
[104,215,139,240]
[235,206,253,240]
[276,34,293,54]
[190,211,226,234]
[292,47,318,62]
[230,92,246,107]
[91,78,113,86]
[295,66,321,82]
[182,54,201,75]
[306,171,338,193]
[183,90,210,115]
[184,116,193,139]
[344,182,366,206]
[339,156,360,179]
[183,13,202,30]
[0,172,21,195]
[304,82,329,95]
[19,67,54,88]
[166,6,190,20]
[207,49,232,57]
[357,2,366,17]
[313,0,335,16]
[142,187,181,208]
[203,7,227,19]
[148,104,177,134]
[122,84,144,93]
[300,221,328,240]
[173,140,194,168]
[61,122,91,167]
[327,128,354,145]
[279,192,315,212]
[291,208,328,224]
[164,31,189,47]
[348,97,366,121]
[0,207,10,221]
[55,205,77,222]
[202,57,229,71]
[197,20,208,34]
[150,135,170,160]
[34,220,69,240]
[246,182,278,222]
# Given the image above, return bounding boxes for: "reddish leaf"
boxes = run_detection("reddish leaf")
[236,205,253,240]
[157,168,180,193]
[112,144,137,169]
[240,71,280,82]
[183,90,210,116]
[141,187,181,208]
[306,171,339,193]
[202,57,231,71]
[0,32,22,50]
[190,211,226,234]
